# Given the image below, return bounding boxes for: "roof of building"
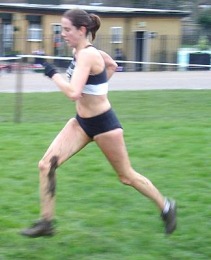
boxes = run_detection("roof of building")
[0,3,190,17]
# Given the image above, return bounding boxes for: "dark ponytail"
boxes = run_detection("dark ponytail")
[89,13,101,41]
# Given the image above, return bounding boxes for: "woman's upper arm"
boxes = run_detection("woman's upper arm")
[69,51,91,95]
[99,50,117,69]
[99,50,117,79]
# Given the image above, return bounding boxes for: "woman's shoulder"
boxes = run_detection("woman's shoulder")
[78,46,100,61]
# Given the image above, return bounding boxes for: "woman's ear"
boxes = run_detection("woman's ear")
[80,26,87,35]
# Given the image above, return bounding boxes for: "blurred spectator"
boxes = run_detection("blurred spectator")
[32,49,45,65]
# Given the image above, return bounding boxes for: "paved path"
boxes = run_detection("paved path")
[0,70,210,93]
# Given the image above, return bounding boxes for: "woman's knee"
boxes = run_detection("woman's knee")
[119,175,132,186]
[38,159,49,172]
[38,156,59,173]
[118,168,136,186]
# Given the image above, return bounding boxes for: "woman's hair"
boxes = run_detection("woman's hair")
[63,8,101,41]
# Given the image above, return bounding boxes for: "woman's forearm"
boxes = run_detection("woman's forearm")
[52,73,81,101]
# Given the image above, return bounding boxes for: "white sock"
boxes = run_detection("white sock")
[163,199,170,214]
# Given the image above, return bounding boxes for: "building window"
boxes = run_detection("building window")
[27,23,42,41]
[110,27,123,43]
[52,24,62,56]
[3,23,13,54]
[3,24,13,43]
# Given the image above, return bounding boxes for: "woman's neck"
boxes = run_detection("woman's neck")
[75,40,92,53]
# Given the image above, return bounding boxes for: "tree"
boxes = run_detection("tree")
[198,8,211,29]
[129,0,185,9]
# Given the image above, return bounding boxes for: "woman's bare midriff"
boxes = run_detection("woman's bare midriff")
[76,93,111,118]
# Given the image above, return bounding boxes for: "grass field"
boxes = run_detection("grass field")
[1,90,211,260]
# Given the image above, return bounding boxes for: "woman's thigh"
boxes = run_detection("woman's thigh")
[41,118,91,166]
[94,129,131,174]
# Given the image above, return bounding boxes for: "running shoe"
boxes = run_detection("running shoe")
[161,199,177,234]
[20,219,54,238]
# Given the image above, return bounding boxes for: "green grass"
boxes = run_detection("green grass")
[1,90,211,260]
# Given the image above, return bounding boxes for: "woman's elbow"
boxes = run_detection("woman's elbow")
[67,91,82,101]
[113,62,118,71]
[108,62,118,73]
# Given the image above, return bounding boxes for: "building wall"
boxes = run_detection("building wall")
[0,9,184,70]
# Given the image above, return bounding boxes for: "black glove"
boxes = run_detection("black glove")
[43,62,58,78]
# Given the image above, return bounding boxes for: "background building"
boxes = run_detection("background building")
[0,3,189,71]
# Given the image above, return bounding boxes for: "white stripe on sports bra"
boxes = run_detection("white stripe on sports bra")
[82,82,108,95]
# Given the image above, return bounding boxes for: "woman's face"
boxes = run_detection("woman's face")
[61,17,83,48]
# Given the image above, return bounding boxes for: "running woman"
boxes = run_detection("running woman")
[21,8,176,237]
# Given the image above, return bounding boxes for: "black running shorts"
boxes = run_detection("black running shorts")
[76,108,122,138]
